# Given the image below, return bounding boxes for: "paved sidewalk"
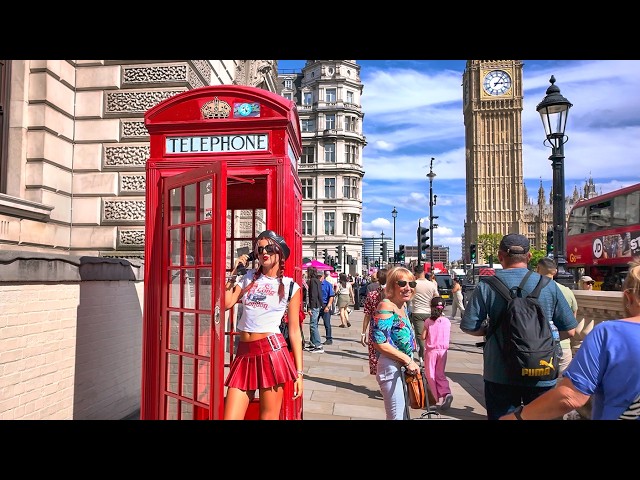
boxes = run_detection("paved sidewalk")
[301,305,487,420]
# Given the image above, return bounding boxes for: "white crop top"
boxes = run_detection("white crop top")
[236,270,300,333]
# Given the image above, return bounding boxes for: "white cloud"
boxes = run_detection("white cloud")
[357,60,640,260]
[278,60,640,261]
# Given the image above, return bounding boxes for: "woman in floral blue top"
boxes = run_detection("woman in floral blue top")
[372,266,419,420]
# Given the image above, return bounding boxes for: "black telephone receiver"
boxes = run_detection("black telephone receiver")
[236,248,255,276]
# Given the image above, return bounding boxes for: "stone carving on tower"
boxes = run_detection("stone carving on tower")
[234,60,278,92]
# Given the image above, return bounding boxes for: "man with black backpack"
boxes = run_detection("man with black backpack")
[460,234,578,420]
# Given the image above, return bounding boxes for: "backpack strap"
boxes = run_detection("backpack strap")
[483,274,515,302]
[483,270,534,340]
[528,274,551,299]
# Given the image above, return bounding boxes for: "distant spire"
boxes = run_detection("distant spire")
[537,178,545,205]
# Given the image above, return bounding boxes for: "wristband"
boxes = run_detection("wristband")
[404,360,413,368]
[297,370,304,377]
[361,333,366,337]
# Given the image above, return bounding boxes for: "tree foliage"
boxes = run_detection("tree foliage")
[528,247,547,270]
[478,233,502,265]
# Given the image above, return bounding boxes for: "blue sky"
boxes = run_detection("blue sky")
[278,60,640,260]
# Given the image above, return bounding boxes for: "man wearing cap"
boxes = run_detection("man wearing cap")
[460,233,578,420]
[579,275,595,290]
[536,257,578,375]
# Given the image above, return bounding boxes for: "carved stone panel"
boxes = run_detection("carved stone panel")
[120,174,146,194]
[104,144,149,170]
[105,89,185,115]
[121,120,149,140]
[103,198,146,224]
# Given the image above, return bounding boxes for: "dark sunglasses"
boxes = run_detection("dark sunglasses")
[586,281,595,285]
[396,280,417,288]
[256,244,278,255]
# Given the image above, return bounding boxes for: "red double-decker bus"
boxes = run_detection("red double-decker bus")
[565,182,640,290]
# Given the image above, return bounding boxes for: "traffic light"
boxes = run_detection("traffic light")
[323,249,328,262]
[398,244,405,261]
[335,245,342,265]
[418,227,429,252]
[470,243,477,263]
[375,260,379,267]
[546,230,554,254]
[380,241,387,261]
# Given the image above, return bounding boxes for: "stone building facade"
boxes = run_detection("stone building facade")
[0,60,279,420]
[0,60,278,259]
[277,61,366,275]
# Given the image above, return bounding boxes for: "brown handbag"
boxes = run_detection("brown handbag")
[405,371,426,409]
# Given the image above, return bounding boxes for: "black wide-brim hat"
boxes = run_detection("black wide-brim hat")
[256,230,290,260]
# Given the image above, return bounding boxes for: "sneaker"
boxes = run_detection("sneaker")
[303,343,315,351]
[309,345,324,353]
[441,394,453,410]
[323,340,333,346]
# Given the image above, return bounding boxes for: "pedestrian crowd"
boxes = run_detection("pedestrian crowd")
[290,234,639,421]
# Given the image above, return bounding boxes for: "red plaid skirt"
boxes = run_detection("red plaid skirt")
[225,333,298,390]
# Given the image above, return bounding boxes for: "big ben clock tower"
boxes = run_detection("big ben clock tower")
[462,60,525,263]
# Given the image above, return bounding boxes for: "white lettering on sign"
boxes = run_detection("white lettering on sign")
[165,134,269,154]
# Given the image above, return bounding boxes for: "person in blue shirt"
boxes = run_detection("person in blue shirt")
[319,271,335,346]
[500,257,640,420]
[460,233,578,420]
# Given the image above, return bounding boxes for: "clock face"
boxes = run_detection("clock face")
[483,70,512,96]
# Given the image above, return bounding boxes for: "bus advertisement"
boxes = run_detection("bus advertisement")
[566,182,640,290]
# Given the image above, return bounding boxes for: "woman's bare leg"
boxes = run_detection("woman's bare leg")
[259,384,285,419]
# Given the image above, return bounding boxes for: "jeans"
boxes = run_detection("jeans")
[484,380,554,420]
[321,305,333,341]
[376,354,407,420]
[308,307,321,347]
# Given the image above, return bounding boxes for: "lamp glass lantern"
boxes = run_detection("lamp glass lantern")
[536,75,572,147]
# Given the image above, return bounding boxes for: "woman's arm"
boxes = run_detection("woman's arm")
[287,288,304,399]
[224,256,248,310]
[499,377,590,420]
[361,314,370,346]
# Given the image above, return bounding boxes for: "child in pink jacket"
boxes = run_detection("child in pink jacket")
[421,297,453,410]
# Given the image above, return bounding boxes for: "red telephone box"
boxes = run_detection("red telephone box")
[140,85,303,420]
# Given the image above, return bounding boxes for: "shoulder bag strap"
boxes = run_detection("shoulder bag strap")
[287,280,294,303]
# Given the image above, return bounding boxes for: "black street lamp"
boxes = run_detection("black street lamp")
[391,207,397,263]
[380,231,385,268]
[536,75,574,288]
[427,157,437,275]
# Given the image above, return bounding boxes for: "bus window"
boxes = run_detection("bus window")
[567,205,588,235]
[588,200,611,231]
[627,190,640,225]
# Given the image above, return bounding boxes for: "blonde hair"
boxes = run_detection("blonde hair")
[383,267,415,299]
[623,257,640,299]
